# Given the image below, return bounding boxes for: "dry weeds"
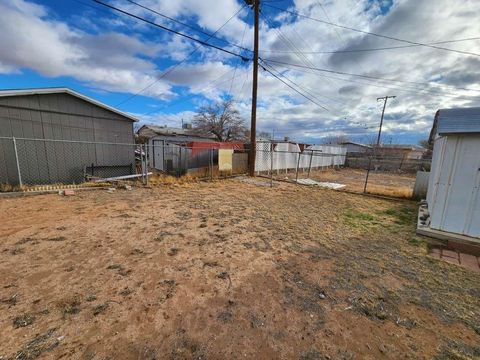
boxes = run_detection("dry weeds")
[0,180,478,359]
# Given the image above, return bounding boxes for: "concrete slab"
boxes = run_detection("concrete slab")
[295,179,346,189]
[417,204,480,246]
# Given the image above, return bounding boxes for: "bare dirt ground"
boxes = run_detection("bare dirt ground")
[1,180,479,359]
[295,168,417,198]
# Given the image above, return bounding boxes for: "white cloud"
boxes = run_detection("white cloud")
[0,1,173,99]
[1,0,480,143]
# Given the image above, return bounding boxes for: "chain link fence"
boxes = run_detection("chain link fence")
[254,141,431,198]
[146,143,249,179]
[0,137,249,191]
[0,137,145,191]
[0,136,431,198]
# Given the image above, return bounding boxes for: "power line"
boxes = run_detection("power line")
[265,60,480,101]
[143,66,249,117]
[260,12,337,88]
[92,0,250,61]
[261,57,480,95]
[229,14,249,95]
[260,37,480,54]
[311,0,372,96]
[263,60,342,108]
[115,5,247,106]
[264,3,480,58]
[124,0,252,54]
[260,62,329,111]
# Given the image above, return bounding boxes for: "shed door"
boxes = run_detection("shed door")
[430,137,458,230]
[465,161,480,237]
[439,136,480,237]
[152,140,164,171]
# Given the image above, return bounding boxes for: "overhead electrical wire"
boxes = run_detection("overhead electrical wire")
[261,57,480,95]
[264,3,480,58]
[92,0,250,60]
[115,4,247,106]
[306,0,372,103]
[265,60,480,101]
[260,12,337,88]
[143,66,249,117]
[260,62,329,111]
[123,0,252,54]
[263,60,344,108]
[260,37,480,54]
[229,14,249,96]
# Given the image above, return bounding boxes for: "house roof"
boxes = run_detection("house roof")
[376,144,425,150]
[339,141,372,148]
[138,125,214,139]
[429,107,480,141]
[0,87,138,122]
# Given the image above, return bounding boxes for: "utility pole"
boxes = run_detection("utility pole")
[375,95,395,146]
[363,95,396,193]
[247,0,260,176]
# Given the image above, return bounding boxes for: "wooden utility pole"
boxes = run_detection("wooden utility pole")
[248,0,260,176]
[375,95,395,146]
[363,95,396,193]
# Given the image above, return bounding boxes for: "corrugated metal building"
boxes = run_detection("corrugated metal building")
[426,107,480,239]
[0,88,137,185]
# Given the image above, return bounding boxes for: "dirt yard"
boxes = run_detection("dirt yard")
[296,168,417,198]
[1,180,479,359]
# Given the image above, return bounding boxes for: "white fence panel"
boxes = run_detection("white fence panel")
[255,142,346,173]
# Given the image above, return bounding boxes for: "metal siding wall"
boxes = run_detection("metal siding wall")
[0,93,135,185]
[429,135,480,238]
[426,136,445,207]
[430,136,458,230]
[440,137,473,233]
[466,166,480,237]
[464,136,480,237]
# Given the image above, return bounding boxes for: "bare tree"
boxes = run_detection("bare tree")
[192,100,248,142]
[418,139,433,150]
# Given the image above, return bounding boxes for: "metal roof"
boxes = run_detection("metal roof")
[140,125,195,136]
[430,107,480,141]
[376,144,425,150]
[138,125,215,139]
[0,87,138,122]
[339,141,372,148]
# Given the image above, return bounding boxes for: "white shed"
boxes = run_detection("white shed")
[425,107,480,239]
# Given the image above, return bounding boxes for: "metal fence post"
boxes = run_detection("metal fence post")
[295,152,301,183]
[363,156,372,193]
[270,141,273,187]
[141,144,145,185]
[12,137,23,187]
[307,149,313,178]
[210,148,213,181]
[185,146,189,176]
[144,143,149,186]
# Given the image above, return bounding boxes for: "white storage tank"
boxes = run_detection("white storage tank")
[426,107,480,239]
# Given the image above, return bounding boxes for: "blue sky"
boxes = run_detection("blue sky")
[1,0,479,145]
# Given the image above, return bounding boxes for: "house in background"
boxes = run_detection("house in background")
[0,88,137,185]
[137,124,215,172]
[339,141,372,154]
[418,107,480,242]
[137,124,245,174]
[374,144,428,160]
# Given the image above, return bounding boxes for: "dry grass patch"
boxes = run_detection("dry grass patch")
[0,180,478,359]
